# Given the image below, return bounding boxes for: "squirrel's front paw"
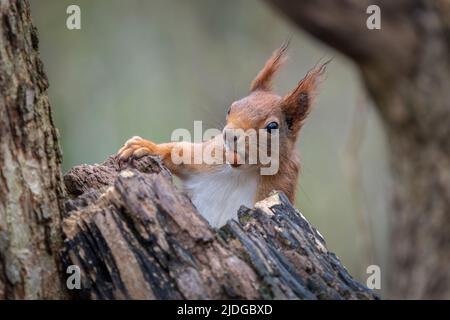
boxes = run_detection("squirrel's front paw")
[118,136,157,161]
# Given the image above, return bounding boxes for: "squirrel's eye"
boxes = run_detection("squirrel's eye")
[265,121,279,133]
[227,107,231,115]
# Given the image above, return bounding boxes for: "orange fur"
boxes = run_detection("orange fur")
[118,44,328,222]
[250,41,289,92]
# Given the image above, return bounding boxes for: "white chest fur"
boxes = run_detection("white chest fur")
[182,166,259,227]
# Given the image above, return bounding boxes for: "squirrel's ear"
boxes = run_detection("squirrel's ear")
[282,60,330,133]
[250,42,289,92]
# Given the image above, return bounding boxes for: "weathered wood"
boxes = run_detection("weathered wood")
[0,0,66,299]
[62,155,377,300]
[267,0,450,299]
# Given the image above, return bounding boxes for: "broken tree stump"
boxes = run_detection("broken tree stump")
[61,155,378,300]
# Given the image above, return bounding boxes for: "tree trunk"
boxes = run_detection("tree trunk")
[266,0,450,299]
[62,154,377,300]
[0,0,65,299]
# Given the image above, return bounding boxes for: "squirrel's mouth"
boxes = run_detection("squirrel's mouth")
[226,150,242,168]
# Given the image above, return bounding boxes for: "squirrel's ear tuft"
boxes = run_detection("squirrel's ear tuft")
[282,60,330,133]
[250,42,289,92]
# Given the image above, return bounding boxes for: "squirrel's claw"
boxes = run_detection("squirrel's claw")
[133,147,151,158]
[118,147,134,160]
[117,136,155,167]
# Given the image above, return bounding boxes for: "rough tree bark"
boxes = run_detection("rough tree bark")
[62,155,377,300]
[0,0,378,300]
[0,1,66,299]
[266,0,450,299]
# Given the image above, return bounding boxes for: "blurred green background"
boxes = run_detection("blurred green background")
[30,0,389,294]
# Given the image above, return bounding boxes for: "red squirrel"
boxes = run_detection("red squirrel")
[118,44,328,227]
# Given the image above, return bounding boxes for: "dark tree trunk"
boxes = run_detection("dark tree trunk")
[266,0,450,299]
[0,1,66,298]
[62,155,377,300]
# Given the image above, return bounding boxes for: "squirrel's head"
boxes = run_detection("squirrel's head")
[223,43,329,170]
